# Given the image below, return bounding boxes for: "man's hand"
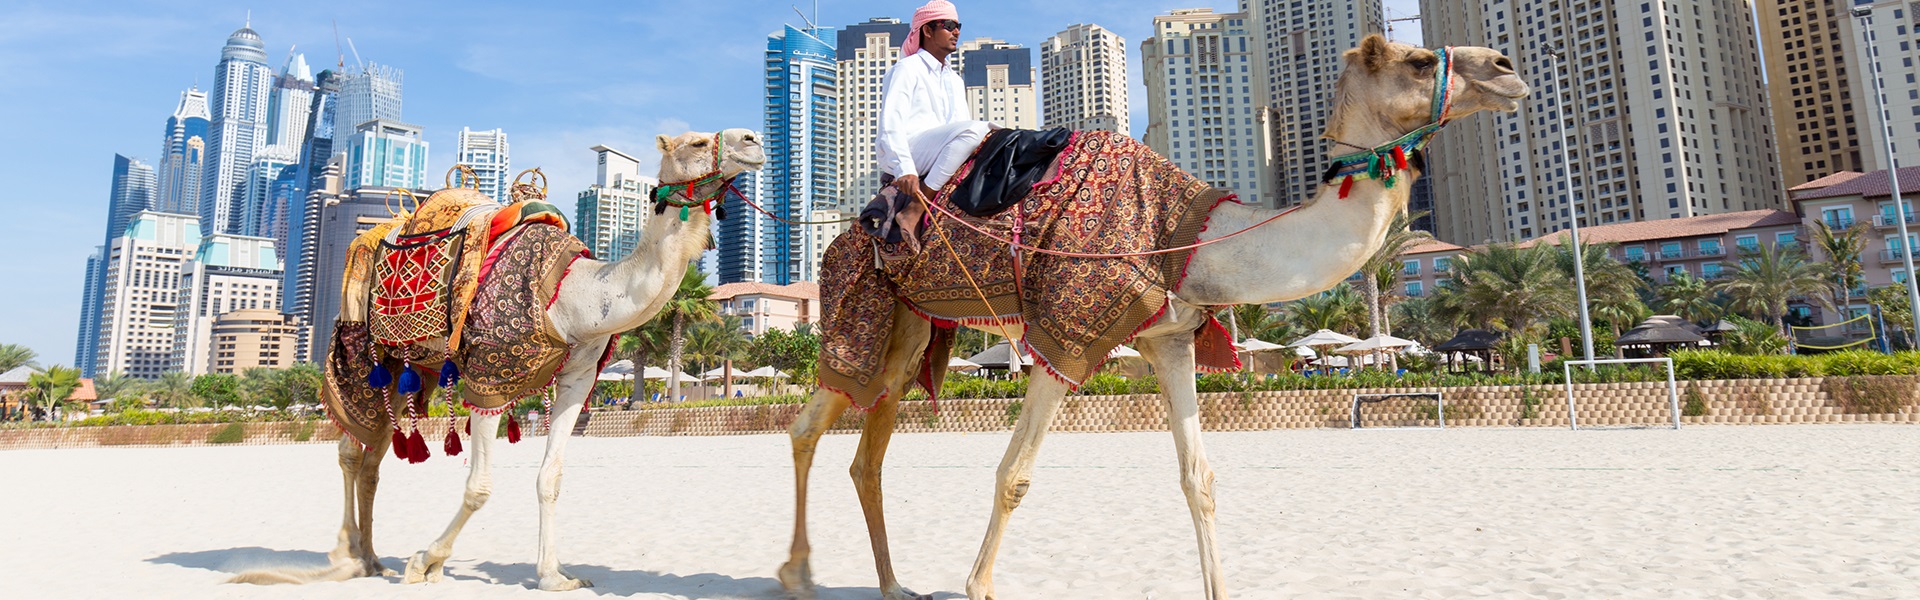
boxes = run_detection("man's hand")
[893,173,929,205]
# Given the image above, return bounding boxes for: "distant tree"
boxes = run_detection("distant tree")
[1715,244,1832,341]
[190,373,241,408]
[1285,283,1367,335]
[145,372,197,410]
[23,366,80,421]
[659,268,719,401]
[0,343,37,372]
[1433,243,1572,335]
[1659,272,1724,324]
[749,324,822,383]
[1810,221,1868,313]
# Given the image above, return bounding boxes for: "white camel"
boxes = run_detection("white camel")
[241,129,764,590]
[776,36,1529,599]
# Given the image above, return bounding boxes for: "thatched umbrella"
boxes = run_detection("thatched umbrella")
[1435,329,1502,372]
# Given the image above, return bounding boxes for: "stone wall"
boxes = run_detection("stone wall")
[3,378,1915,450]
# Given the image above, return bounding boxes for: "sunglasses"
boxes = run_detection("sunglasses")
[929,20,962,32]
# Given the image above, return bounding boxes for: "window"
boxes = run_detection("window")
[1402,259,1420,275]
[1660,242,1684,259]
[1434,257,1452,273]
[1702,263,1722,279]
[1624,246,1646,261]
[1823,207,1854,228]
[1405,281,1424,297]
[1777,231,1798,245]
[1736,235,1759,252]
[1698,239,1723,256]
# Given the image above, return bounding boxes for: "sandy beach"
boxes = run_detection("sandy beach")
[1,425,1916,599]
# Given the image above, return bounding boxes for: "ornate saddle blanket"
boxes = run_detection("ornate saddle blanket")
[819,130,1240,409]
[323,188,578,448]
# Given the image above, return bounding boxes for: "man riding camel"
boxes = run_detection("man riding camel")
[874,0,992,247]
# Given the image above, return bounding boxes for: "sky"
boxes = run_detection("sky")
[0,0,1421,366]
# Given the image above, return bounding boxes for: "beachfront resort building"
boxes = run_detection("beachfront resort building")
[711,282,820,337]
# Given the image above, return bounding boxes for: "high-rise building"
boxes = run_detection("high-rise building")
[332,63,403,138]
[716,170,769,283]
[265,53,315,155]
[287,154,343,363]
[1245,0,1383,206]
[96,211,200,379]
[342,119,429,190]
[835,17,912,210]
[157,88,210,215]
[1041,24,1129,133]
[1420,0,1783,245]
[457,128,511,203]
[283,69,343,335]
[1757,0,1864,186]
[575,145,658,261]
[309,185,409,361]
[205,310,299,373]
[1836,4,1920,176]
[958,39,1038,130]
[749,24,838,285]
[169,233,281,375]
[78,155,157,375]
[243,146,298,239]
[1143,9,1269,205]
[204,25,275,237]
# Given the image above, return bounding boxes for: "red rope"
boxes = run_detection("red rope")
[724,182,861,225]
[919,194,1301,259]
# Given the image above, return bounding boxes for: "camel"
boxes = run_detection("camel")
[247,129,764,590]
[776,36,1528,600]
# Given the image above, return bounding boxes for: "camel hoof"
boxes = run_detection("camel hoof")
[881,585,931,600]
[965,579,995,600]
[777,560,815,598]
[538,574,592,591]
[402,552,443,584]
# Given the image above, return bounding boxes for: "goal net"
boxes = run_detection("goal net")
[1561,358,1680,430]
[1790,314,1879,352]
[1349,392,1448,429]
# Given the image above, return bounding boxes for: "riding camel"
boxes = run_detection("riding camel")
[235,129,764,591]
[777,37,1528,599]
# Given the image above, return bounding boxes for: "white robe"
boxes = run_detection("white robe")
[877,49,992,189]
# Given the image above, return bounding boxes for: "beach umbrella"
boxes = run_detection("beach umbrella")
[1288,329,1362,348]
[1236,338,1287,353]
[947,357,983,371]
[699,367,739,381]
[641,366,695,381]
[744,366,791,378]
[1335,334,1420,354]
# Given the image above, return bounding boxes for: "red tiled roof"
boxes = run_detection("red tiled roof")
[1794,167,1920,200]
[1516,209,1801,247]
[709,281,820,301]
[1789,171,1865,192]
[1401,239,1466,255]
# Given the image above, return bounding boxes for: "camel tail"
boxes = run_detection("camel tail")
[226,561,358,585]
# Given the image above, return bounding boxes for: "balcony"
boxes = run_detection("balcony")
[1875,213,1918,229]
[1881,248,1913,264]
[1695,246,1725,257]
[1657,248,1686,260]
[1402,266,1420,276]
[1825,217,1856,229]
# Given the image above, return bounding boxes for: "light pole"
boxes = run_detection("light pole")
[1546,44,1596,363]
[1853,5,1920,347]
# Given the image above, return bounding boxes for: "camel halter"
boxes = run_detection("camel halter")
[653,133,738,221]
[1322,46,1456,199]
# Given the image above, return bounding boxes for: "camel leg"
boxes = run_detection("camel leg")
[776,386,850,599]
[1137,333,1227,599]
[404,412,502,583]
[352,427,395,577]
[534,339,607,591]
[965,373,1072,600]
[780,305,929,600]
[328,437,365,569]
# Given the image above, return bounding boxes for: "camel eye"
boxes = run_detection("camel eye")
[690,139,709,147]
[1408,56,1436,71]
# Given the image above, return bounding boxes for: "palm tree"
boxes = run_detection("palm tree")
[91,371,140,404]
[1225,303,1296,344]
[1810,221,1868,316]
[1659,272,1723,324]
[684,315,752,398]
[1285,283,1366,335]
[144,371,197,411]
[1357,212,1433,344]
[1388,297,1452,348]
[1432,243,1572,335]
[1549,237,1644,315]
[658,267,720,401]
[1715,244,1833,342]
[23,366,80,421]
[0,343,37,372]
[617,321,671,402]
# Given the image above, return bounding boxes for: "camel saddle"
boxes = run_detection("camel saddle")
[323,187,582,449]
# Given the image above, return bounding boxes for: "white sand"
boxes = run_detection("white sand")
[1,426,1917,599]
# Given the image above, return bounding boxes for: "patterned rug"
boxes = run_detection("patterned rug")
[819,131,1240,409]
[458,223,588,410]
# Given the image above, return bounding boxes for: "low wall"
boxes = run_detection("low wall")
[3,378,1915,450]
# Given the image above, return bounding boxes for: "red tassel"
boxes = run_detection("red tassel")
[391,428,409,462]
[1338,175,1355,199]
[1392,146,1409,170]
[444,422,463,457]
[506,414,522,444]
[463,416,472,437]
[408,428,429,463]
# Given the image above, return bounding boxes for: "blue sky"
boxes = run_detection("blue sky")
[0,0,1420,366]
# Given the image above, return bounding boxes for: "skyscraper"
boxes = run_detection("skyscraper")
[332,63,403,138]
[308,185,407,361]
[283,70,342,357]
[157,88,210,216]
[288,154,343,363]
[835,17,912,210]
[168,234,281,375]
[265,53,315,155]
[575,145,657,261]
[457,128,512,203]
[1143,9,1268,205]
[243,146,297,239]
[342,119,429,190]
[1040,24,1129,133]
[957,39,1038,130]
[204,25,275,237]
[1245,0,1383,206]
[743,24,838,285]
[78,155,157,375]
[96,212,200,379]
[716,170,769,283]
[1832,4,1920,176]
[1421,0,1782,245]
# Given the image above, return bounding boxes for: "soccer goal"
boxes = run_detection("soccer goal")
[1349,392,1448,429]
[1560,358,1680,430]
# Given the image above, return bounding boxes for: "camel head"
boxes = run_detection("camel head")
[656,128,767,184]
[1324,35,1528,144]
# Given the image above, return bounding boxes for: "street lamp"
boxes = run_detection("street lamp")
[1851,5,1920,347]
[1545,44,1596,363]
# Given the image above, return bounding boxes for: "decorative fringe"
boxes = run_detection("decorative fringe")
[391,427,409,462]
[368,363,393,389]
[407,428,429,463]
[463,416,472,437]
[1338,175,1355,199]
[506,414,522,444]
[443,421,463,456]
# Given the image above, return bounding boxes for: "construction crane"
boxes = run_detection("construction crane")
[1385,6,1422,44]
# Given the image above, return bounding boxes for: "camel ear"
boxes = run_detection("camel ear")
[1356,34,1392,74]
[656,134,675,154]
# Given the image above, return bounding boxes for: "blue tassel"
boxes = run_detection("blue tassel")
[397,366,422,395]
[439,360,460,388]
[368,363,392,388]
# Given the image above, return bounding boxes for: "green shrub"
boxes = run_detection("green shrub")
[1682,385,1710,417]
[208,423,247,444]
